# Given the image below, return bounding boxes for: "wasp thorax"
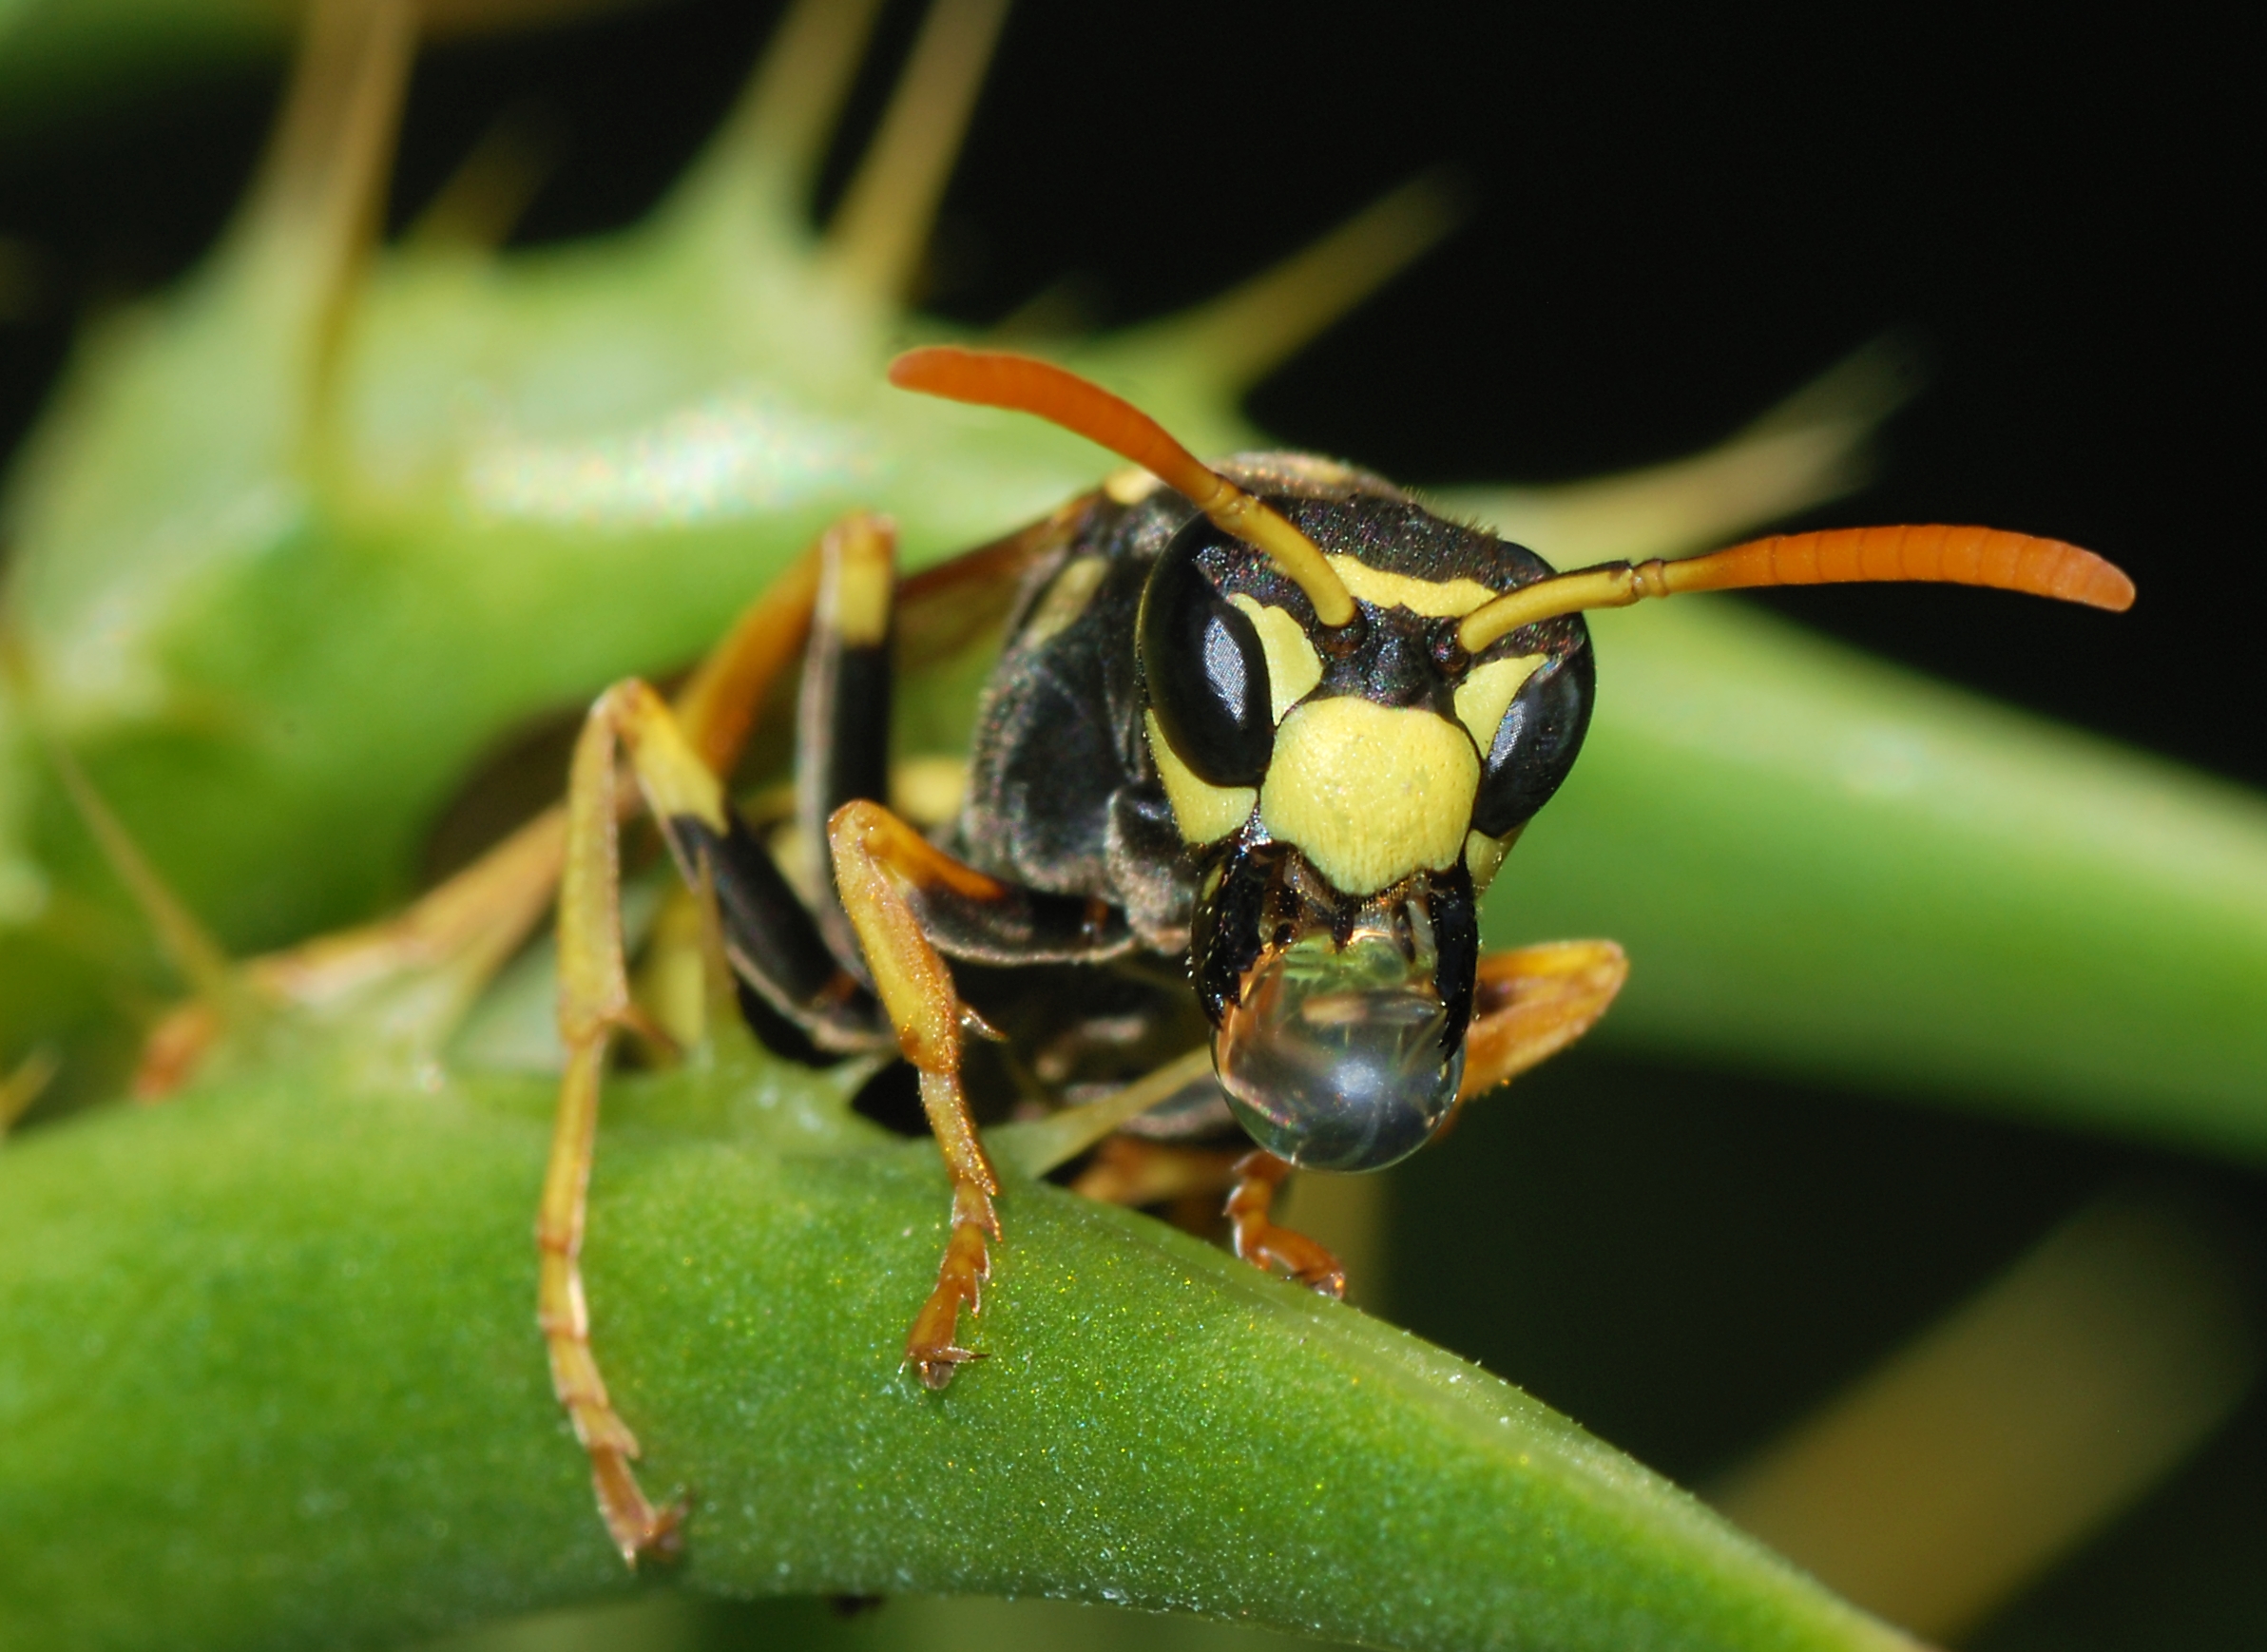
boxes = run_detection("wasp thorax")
[1212,915,1465,1172]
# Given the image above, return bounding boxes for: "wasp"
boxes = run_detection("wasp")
[534,346,2135,1561]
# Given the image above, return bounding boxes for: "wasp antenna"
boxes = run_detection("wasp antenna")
[405,104,563,253]
[45,742,236,1004]
[823,0,1013,306]
[670,0,888,222]
[1457,526,2135,654]
[890,347,1359,626]
[1116,172,1469,394]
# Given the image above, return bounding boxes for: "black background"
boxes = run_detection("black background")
[0,3,2257,1647]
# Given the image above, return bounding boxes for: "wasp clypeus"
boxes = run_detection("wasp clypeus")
[533,346,2134,1562]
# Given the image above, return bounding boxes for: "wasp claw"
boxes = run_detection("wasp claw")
[1302,1264,1349,1300]
[910,1345,987,1391]
[631,1499,691,1570]
[958,1003,1008,1042]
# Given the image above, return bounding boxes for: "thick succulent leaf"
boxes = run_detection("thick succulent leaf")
[0,1059,1916,1652]
[1494,601,2267,1156]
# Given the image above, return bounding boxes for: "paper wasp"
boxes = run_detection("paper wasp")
[536,346,2134,1561]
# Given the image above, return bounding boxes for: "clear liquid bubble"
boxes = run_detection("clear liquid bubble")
[1213,926,1464,1171]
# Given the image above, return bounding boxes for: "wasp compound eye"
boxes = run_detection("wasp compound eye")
[1213,926,1465,1171]
[1471,646,1596,838]
[1139,524,1273,786]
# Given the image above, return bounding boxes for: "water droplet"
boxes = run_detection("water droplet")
[1214,927,1461,1170]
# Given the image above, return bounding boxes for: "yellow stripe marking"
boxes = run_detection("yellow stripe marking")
[1326,555,1498,618]
[1229,595,1324,722]
[1465,829,1512,892]
[830,514,896,647]
[1104,466,1164,504]
[1451,652,1547,750]
[1144,710,1257,845]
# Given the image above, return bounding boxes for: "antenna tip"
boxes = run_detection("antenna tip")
[885,347,932,388]
[887,344,974,393]
[2083,560,2139,613]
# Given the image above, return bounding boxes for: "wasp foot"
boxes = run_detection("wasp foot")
[1227,1150,1348,1298]
[905,1182,997,1389]
[590,1451,689,1569]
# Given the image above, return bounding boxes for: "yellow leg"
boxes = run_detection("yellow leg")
[127,530,836,1101]
[1457,939,1629,1104]
[826,798,1009,1390]
[530,527,853,1565]
[540,684,695,1565]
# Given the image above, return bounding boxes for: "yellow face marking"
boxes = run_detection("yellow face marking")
[1452,652,1547,752]
[1260,699,1477,895]
[1021,555,1110,649]
[1144,710,1257,845]
[1228,595,1324,722]
[1325,555,1498,618]
[1464,829,1511,893]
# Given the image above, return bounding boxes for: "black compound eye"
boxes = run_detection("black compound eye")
[1471,644,1596,837]
[1139,524,1274,787]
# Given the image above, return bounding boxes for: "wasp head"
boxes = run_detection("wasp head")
[1139,463,1595,1169]
[887,347,2130,1169]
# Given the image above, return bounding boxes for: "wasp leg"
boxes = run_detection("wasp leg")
[1217,943,1627,1299]
[827,801,1054,1390]
[537,524,880,1566]
[545,674,902,1561]
[544,683,874,1566]
[1071,1136,1243,1209]
[1226,1151,1348,1297]
[1457,940,1629,1105]
[545,685,686,1566]
[126,529,830,1101]
[1072,1135,1247,1247]
[796,511,898,968]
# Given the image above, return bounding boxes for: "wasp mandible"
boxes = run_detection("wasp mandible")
[535,346,2134,1561]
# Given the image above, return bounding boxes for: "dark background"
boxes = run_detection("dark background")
[0,0,2253,794]
[0,3,2256,1647]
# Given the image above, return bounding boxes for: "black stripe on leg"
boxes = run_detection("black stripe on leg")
[662,812,883,1052]
[912,879,1137,967]
[797,605,894,974]
[807,641,893,820]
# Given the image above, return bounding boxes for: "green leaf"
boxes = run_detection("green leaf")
[1496,601,2267,1156]
[0,1057,1917,1652]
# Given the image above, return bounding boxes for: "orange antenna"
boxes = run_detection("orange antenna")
[1457,525,2136,655]
[889,346,1358,627]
